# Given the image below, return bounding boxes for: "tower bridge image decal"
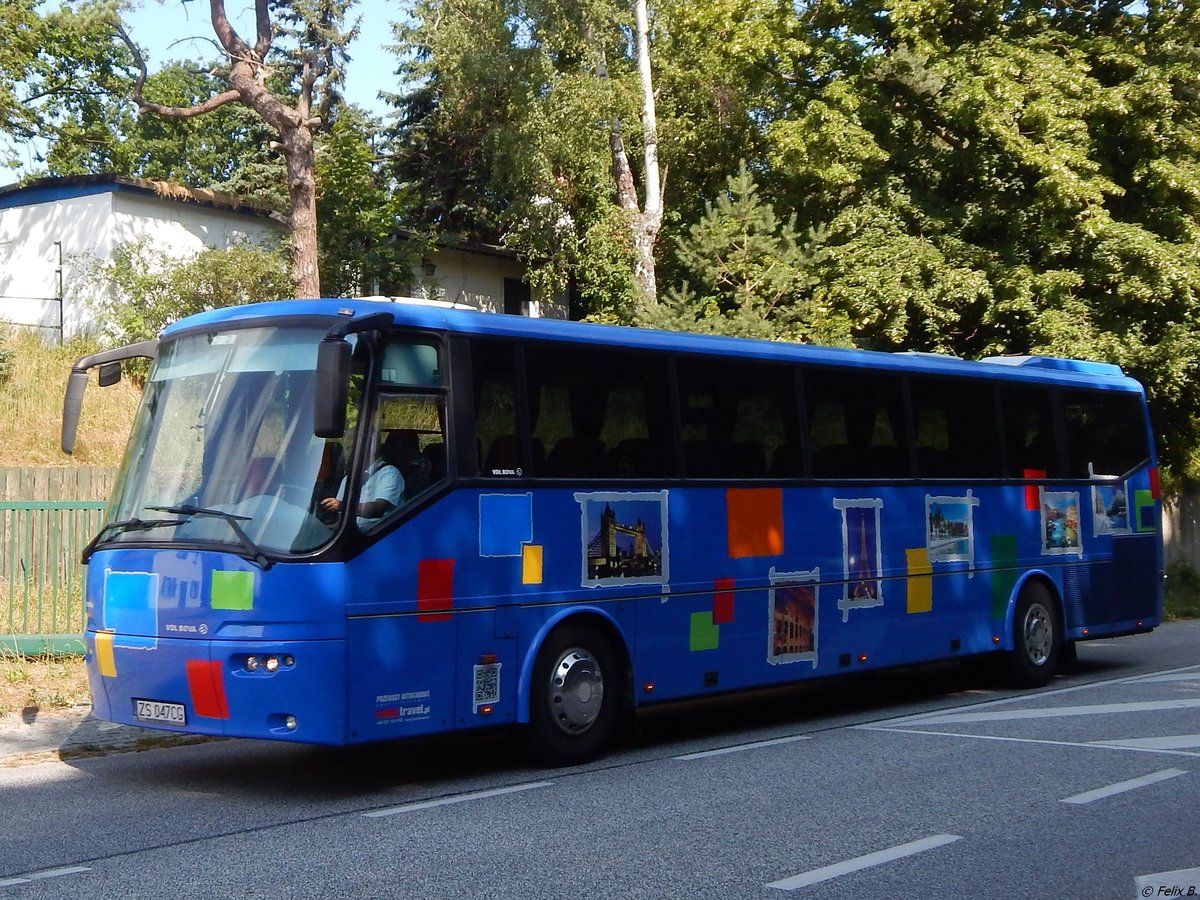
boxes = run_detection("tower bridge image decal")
[576,491,669,587]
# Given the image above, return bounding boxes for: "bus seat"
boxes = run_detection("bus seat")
[485,434,520,474]
[727,441,767,478]
[246,456,274,496]
[769,442,803,477]
[613,438,668,477]
[546,436,609,477]
[423,442,446,482]
[683,440,723,477]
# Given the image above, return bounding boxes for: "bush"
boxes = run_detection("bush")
[80,241,294,348]
[1164,562,1200,620]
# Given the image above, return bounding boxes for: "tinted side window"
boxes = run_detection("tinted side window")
[472,342,521,476]
[910,378,1002,478]
[1000,385,1062,478]
[1062,390,1149,477]
[524,346,673,478]
[805,368,909,478]
[676,359,801,478]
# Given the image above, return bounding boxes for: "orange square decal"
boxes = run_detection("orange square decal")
[726,488,783,559]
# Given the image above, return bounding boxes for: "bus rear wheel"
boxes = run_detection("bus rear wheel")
[1004,582,1061,688]
[525,624,621,766]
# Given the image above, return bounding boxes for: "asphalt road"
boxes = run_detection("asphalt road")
[2,621,1198,899]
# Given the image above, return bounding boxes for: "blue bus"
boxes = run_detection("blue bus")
[62,298,1163,764]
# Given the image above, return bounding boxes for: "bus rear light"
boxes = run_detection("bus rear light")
[857,654,868,663]
[992,635,1001,644]
[643,683,655,694]
[480,653,498,665]
[479,705,494,716]
[1081,628,1089,636]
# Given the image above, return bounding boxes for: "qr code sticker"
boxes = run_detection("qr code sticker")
[473,663,501,710]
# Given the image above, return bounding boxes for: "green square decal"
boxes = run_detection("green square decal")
[1134,489,1156,532]
[989,535,1018,620]
[211,570,255,611]
[689,611,719,652]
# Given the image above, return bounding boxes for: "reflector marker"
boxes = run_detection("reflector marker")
[186,659,230,720]
[363,781,553,818]
[94,631,117,678]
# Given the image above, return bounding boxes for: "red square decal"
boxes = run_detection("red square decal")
[713,577,735,624]
[186,659,229,720]
[417,559,454,622]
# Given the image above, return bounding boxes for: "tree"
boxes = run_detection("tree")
[389,0,665,316]
[1,0,134,171]
[44,60,281,196]
[115,0,358,298]
[316,106,415,297]
[653,163,830,341]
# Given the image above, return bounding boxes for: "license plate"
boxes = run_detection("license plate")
[133,699,187,726]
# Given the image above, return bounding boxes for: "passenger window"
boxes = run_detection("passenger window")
[472,342,521,476]
[1000,386,1062,478]
[804,369,908,478]
[675,359,800,478]
[524,346,672,478]
[1062,390,1149,477]
[909,378,1001,478]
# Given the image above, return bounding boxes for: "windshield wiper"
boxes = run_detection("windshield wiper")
[81,517,184,563]
[147,504,273,570]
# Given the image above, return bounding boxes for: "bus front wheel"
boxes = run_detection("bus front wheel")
[1004,582,1062,688]
[525,624,621,766]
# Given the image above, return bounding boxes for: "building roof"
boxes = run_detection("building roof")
[0,173,280,220]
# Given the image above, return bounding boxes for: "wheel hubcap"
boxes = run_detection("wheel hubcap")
[548,648,604,735]
[1023,602,1053,666]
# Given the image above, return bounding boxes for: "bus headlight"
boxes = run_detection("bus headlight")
[244,655,260,672]
[264,655,280,673]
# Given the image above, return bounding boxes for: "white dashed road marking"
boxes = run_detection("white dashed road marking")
[1060,768,1188,805]
[765,834,962,891]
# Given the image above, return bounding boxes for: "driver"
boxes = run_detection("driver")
[320,431,404,529]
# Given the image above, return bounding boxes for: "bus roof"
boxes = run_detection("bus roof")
[162,297,1143,392]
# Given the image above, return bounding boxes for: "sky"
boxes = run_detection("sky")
[120,0,402,118]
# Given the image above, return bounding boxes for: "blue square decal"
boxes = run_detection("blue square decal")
[479,493,533,557]
[103,571,160,636]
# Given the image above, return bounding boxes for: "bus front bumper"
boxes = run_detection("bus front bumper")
[86,632,347,745]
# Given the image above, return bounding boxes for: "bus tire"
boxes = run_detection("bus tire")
[525,623,621,767]
[1003,582,1061,688]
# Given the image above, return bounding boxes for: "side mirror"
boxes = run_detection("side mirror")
[61,371,89,455]
[314,339,351,438]
[97,361,122,387]
[61,339,157,455]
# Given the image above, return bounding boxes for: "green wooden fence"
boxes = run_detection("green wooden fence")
[0,468,116,656]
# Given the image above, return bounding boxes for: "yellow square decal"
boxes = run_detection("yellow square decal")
[522,544,543,585]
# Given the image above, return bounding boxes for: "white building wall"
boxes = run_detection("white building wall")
[413,246,568,319]
[111,192,281,255]
[0,193,114,337]
[0,188,283,340]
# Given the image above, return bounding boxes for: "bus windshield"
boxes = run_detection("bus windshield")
[102,324,358,558]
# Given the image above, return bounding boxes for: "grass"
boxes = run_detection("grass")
[0,329,141,468]
[0,652,90,718]
[1164,562,1200,620]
